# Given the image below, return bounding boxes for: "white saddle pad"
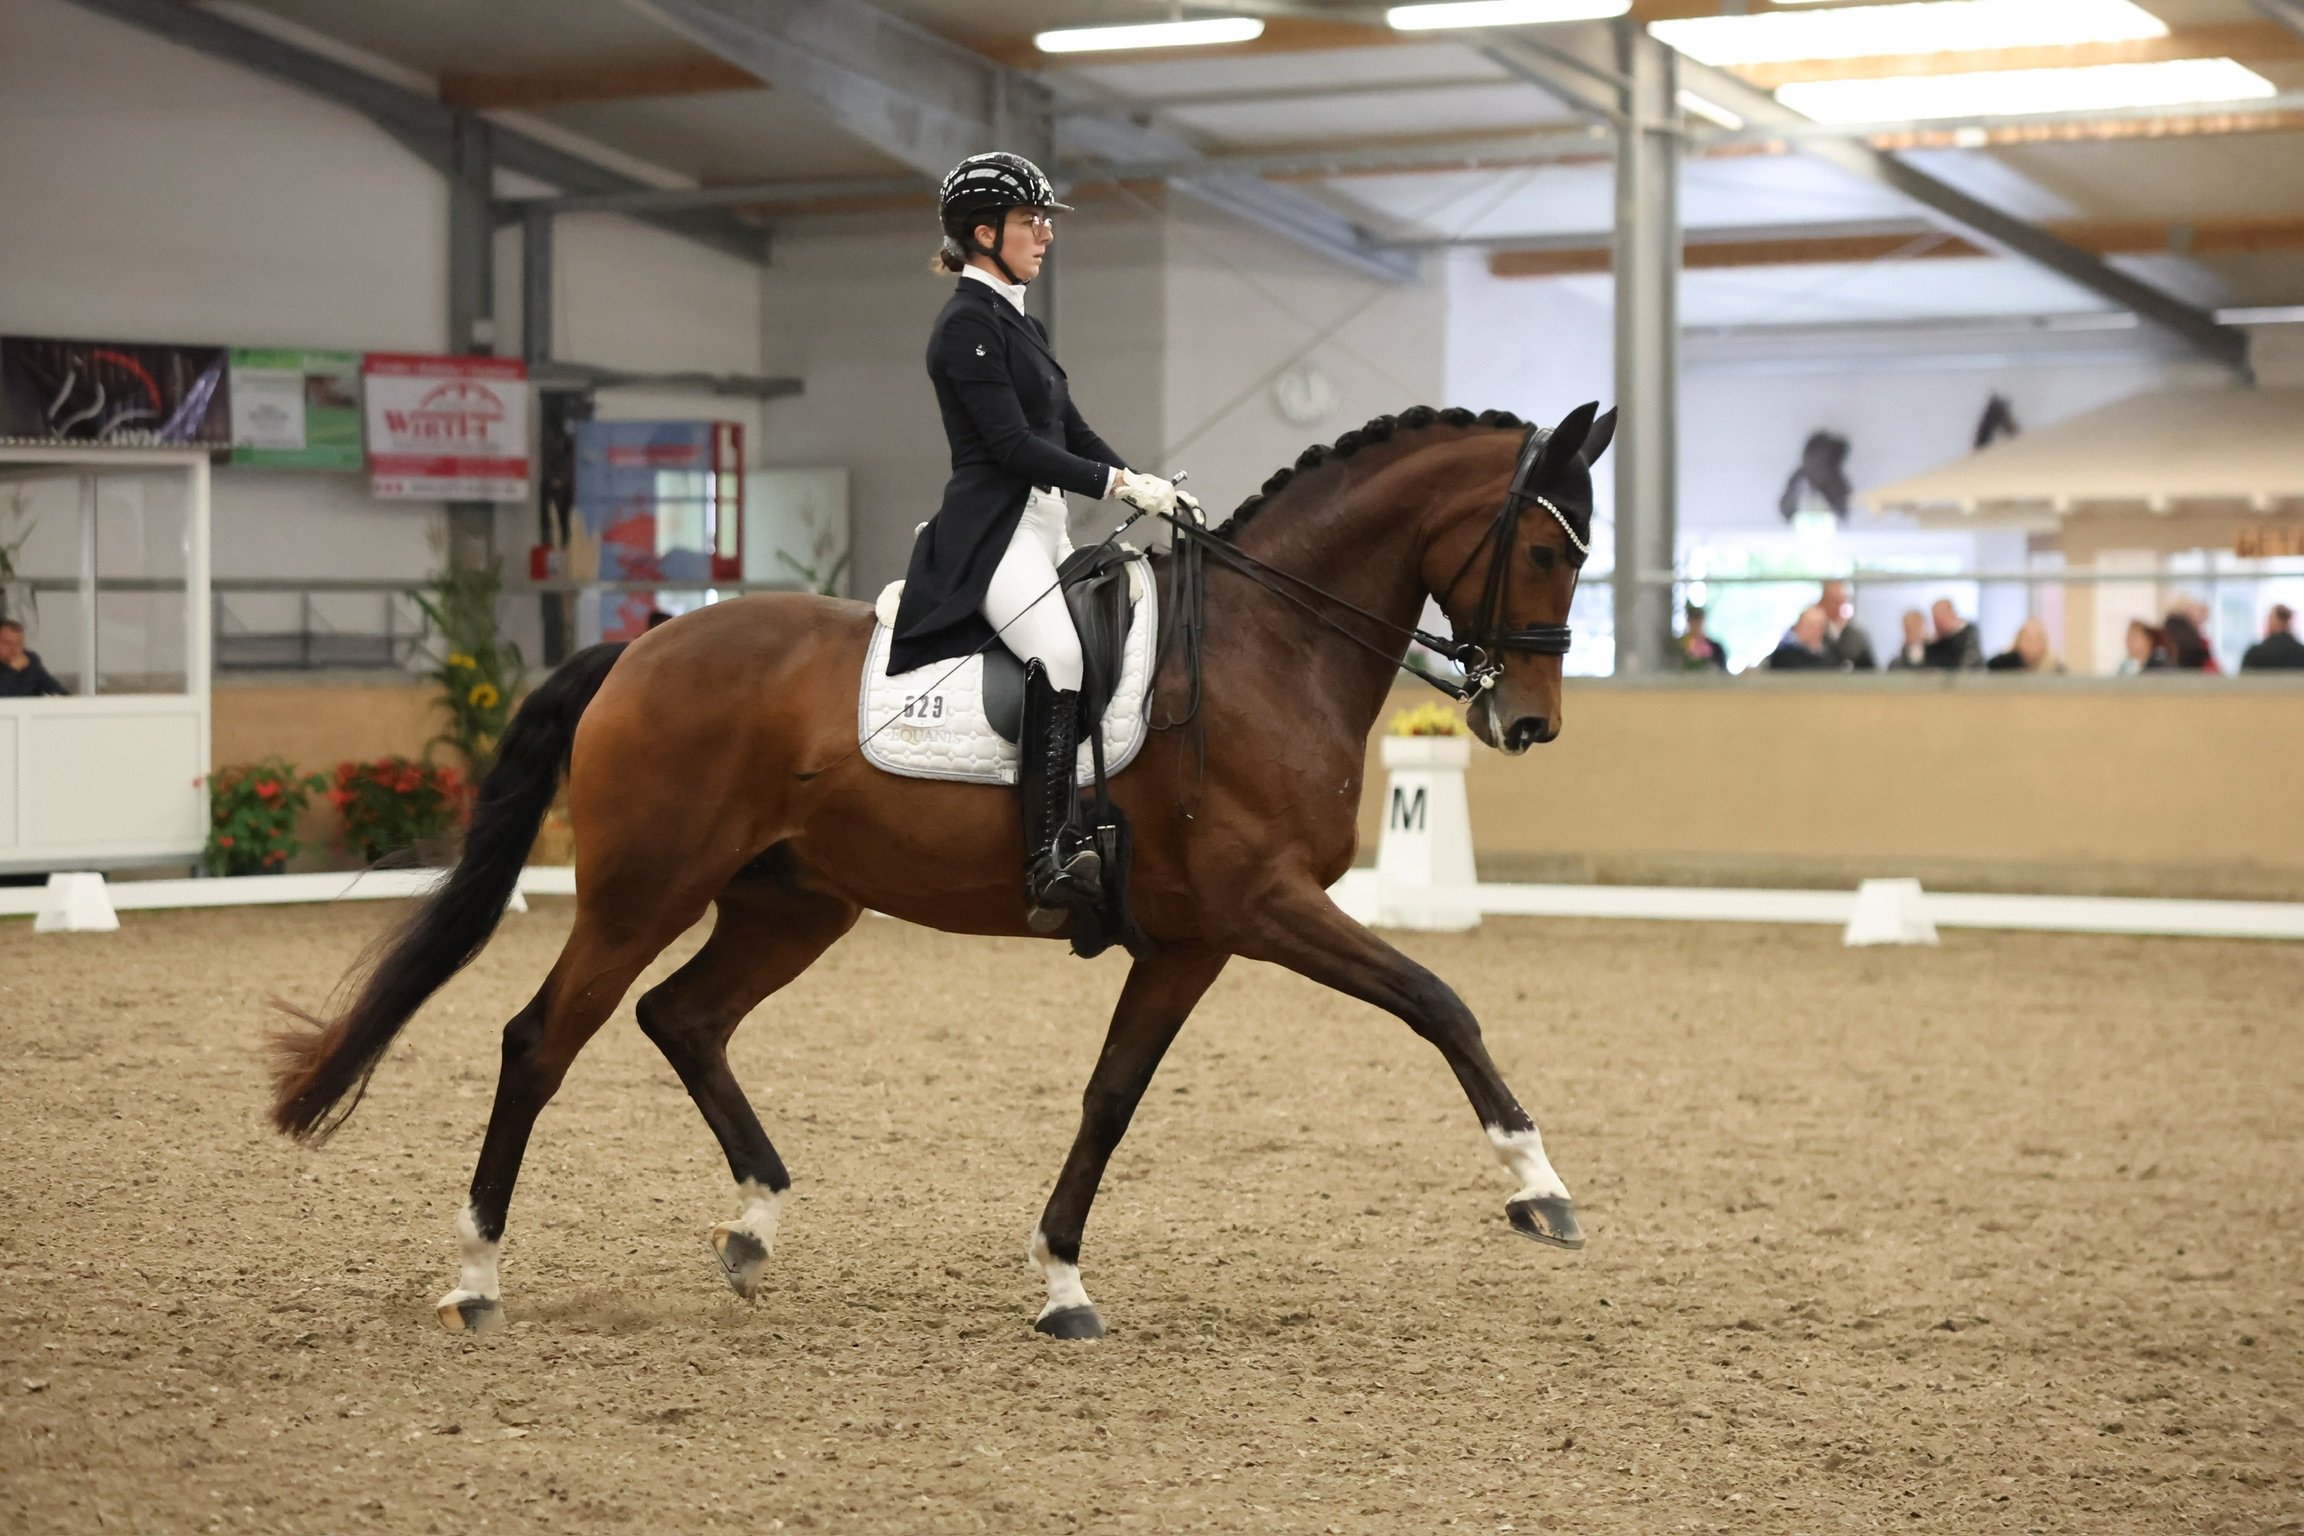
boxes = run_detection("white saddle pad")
[859,558,1158,787]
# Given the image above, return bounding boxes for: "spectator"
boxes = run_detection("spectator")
[2162,610,2217,672]
[1986,617,2064,674]
[2118,619,2168,675]
[1674,602,1728,672]
[0,618,69,697]
[1886,609,1930,670]
[1923,599,1984,670]
[1764,605,1840,671]
[1818,579,1877,670]
[2241,604,2304,671]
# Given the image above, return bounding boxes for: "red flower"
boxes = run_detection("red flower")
[256,780,280,800]
[217,835,235,848]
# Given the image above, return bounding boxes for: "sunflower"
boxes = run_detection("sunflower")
[468,682,501,710]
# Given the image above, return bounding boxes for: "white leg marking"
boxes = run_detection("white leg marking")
[451,1204,502,1299]
[726,1177,783,1253]
[1029,1228,1092,1321]
[1488,1125,1571,1203]
[435,1204,504,1328]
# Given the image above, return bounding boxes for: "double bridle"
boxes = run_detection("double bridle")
[1156,426,1582,707]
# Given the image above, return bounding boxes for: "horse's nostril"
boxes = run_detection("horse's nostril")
[1506,716,1551,749]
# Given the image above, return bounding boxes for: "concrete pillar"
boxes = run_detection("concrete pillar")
[1610,21,1680,675]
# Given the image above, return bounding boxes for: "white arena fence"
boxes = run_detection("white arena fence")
[3,864,2299,943]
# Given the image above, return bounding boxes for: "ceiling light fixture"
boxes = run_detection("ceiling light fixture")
[1385,0,1632,31]
[1651,0,2165,67]
[1777,57,2278,123]
[1676,89,1745,129]
[1033,17,1265,53]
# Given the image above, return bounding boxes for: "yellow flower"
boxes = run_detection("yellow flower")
[448,653,476,669]
[1387,702,1467,737]
[468,682,500,710]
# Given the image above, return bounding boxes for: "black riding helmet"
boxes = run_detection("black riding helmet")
[940,152,1072,285]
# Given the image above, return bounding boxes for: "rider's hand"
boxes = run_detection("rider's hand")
[1111,469,1179,519]
[1174,487,1205,527]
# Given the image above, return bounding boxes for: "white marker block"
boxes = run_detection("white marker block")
[1843,878,1938,947]
[35,871,120,933]
[1375,734,1480,932]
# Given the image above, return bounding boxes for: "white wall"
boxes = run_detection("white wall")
[0,0,770,669]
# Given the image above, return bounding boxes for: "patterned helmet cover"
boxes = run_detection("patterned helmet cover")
[939,152,1074,235]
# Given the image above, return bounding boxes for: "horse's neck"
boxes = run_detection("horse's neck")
[1221,459,1435,735]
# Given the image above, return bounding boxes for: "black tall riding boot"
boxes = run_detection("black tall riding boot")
[1018,661,1102,934]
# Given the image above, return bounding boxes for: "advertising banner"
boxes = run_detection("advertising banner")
[0,336,231,447]
[229,348,363,470]
[362,353,529,501]
[571,420,743,642]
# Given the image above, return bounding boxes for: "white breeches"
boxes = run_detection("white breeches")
[980,487,1083,693]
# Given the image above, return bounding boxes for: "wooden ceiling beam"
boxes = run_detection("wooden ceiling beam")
[1733,23,2304,86]
[1489,214,2304,277]
[438,53,763,112]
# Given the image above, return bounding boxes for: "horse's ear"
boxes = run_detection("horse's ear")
[1536,401,1599,481]
[1579,407,1618,467]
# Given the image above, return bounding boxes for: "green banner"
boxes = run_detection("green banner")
[228,348,362,470]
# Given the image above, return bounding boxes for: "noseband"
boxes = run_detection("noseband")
[1427,426,1582,696]
[1147,426,1583,709]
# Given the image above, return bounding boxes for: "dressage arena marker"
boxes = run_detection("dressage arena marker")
[3,865,2300,941]
[1842,877,1940,947]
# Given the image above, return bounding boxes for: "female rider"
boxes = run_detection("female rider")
[886,152,1188,933]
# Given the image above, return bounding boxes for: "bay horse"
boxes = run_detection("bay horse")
[270,401,1615,1340]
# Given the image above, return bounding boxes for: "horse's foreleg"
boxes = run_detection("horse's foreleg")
[633,873,859,1301]
[1239,879,1583,1250]
[438,911,689,1334]
[1029,945,1229,1339]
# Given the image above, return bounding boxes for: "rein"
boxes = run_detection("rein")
[1154,427,1581,720]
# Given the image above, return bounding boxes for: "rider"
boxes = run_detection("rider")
[886,151,1189,933]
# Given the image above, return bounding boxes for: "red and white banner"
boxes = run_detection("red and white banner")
[362,353,530,502]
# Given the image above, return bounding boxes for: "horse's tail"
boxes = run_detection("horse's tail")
[266,641,628,1144]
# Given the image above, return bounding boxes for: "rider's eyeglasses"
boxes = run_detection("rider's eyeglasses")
[1014,209,1056,234]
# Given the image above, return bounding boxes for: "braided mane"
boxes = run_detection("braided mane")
[1211,405,1532,540]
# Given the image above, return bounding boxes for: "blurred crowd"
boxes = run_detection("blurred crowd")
[1672,583,2304,677]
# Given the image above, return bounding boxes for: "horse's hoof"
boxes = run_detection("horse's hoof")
[710,1224,769,1300]
[1507,1195,1586,1250]
[437,1293,502,1335]
[1034,1304,1107,1341]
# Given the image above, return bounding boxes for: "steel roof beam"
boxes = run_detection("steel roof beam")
[1673,58,2252,381]
[2253,0,2304,42]
[58,0,768,266]
[617,0,1419,282]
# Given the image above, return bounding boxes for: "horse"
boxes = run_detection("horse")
[269,400,1616,1341]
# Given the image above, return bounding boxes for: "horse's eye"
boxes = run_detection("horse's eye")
[1527,545,1558,571]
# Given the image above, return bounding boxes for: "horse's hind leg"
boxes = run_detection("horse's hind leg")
[1239,879,1584,1251]
[633,870,859,1301]
[1029,946,1229,1339]
[438,905,695,1334]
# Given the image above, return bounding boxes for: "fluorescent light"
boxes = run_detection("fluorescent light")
[1652,0,2164,67]
[1676,88,1745,129]
[1386,0,1631,31]
[1033,17,1264,53]
[1778,58,2278,123]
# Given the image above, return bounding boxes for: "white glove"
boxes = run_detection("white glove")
[1174,487,1205,527]
[1110,469,1178,520]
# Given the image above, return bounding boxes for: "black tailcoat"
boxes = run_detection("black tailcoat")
[887,278,1131,675]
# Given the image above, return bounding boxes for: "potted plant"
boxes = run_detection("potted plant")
[205,760,327,876]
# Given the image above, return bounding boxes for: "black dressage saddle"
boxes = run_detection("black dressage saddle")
[980,543,1140,743]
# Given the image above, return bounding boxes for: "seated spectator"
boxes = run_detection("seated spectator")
[1886,609,1929,670]
[1923,599,1984,670]
[1818,579,1877,670]
[1764,605,1841,671]
[1986,617,2064,674]
[2161,610,2217,672]
[1674,602,1728,672]
[2118,619,2169,675]
[2241,604,2304,671]
[2169,596,2218,670]
[0,618,69,697]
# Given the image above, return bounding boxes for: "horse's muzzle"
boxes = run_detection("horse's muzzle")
[1502,715,1556,753]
